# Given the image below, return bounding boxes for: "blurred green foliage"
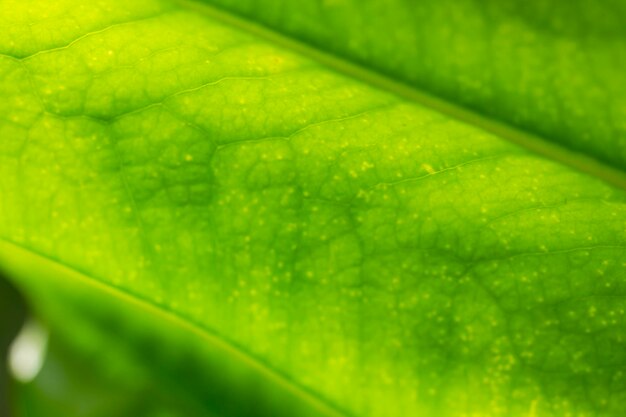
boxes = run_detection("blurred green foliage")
[0,275,26,417]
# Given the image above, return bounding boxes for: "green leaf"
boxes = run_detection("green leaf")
[0,0,625,416]
[191,0,626,171]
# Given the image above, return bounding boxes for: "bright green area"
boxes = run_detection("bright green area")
[195,0,626,171]
[0,0,625,416]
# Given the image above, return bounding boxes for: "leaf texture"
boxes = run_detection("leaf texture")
[0,1,625,416]
[193,0,626,170]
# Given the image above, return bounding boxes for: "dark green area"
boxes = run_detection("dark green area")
[0,274,26,417]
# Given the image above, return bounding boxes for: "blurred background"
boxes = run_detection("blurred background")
[0,274,27,417]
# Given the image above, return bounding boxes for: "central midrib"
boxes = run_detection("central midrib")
[176,0,626,191]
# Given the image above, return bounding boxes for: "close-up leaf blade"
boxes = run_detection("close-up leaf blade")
[0,0,625,416]
[190,0,626,170]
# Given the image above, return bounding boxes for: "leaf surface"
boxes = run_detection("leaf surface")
[192,0,626,171]
[0,0,625,416]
